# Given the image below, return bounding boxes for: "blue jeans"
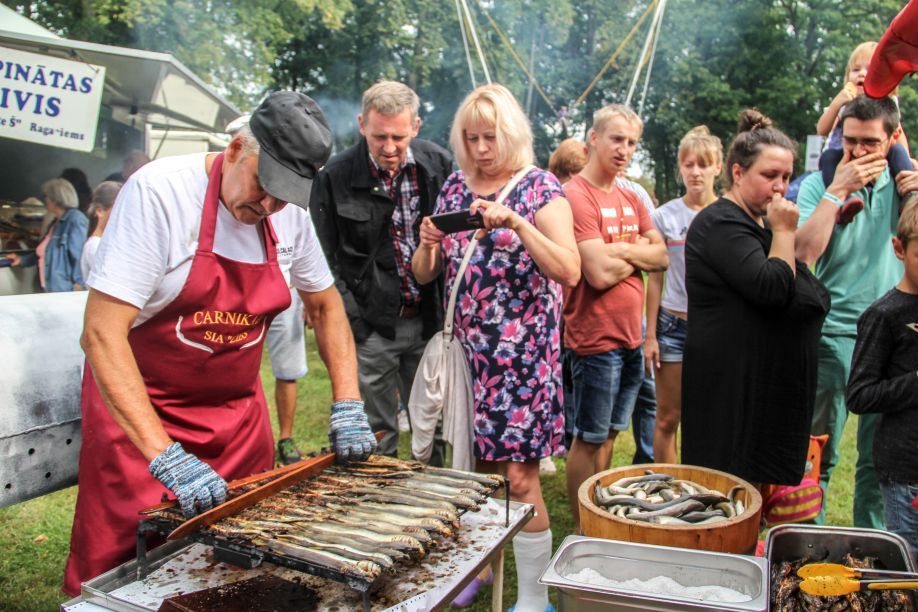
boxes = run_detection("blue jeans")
[631,371,656,464]
[568,347,644,445]
[656,309,688,363]
[881,480,918,559]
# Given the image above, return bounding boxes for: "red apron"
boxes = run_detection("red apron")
[63,154,291,595]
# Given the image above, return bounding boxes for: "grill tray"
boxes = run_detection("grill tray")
[136,460,511,609]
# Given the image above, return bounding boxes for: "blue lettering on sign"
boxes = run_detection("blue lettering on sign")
[0,87,62,116]
[0,57,98,120]
[0,59,97,95]
[28,121,85,140]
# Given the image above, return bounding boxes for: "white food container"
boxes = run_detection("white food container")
[539,535,768,611]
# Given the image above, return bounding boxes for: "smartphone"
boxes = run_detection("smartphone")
[430,210,484,234]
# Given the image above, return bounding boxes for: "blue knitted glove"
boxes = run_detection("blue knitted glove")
[149,442,228,518]
[328,399,376,462]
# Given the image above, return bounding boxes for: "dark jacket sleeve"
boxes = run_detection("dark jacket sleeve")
[696,214,795,310]
[19,251,38,267]
[847,310,918,414]
[308,167,365,333]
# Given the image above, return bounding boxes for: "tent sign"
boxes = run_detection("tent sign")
[0,45,106,152]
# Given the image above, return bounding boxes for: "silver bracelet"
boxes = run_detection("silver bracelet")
[822,191,844,206]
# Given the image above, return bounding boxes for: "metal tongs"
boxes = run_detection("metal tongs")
[797,563,918,596]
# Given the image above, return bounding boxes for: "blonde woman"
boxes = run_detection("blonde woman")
[644,127,722,464]
[413,84,579,612]
[7,178,88,291]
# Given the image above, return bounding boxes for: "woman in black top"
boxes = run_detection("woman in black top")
[682,109,829,486]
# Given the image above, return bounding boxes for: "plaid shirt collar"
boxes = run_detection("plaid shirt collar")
[368,148,415,180]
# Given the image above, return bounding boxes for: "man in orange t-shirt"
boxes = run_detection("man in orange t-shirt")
[562,104,669,527]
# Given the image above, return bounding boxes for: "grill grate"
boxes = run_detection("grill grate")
[136,456,510,611]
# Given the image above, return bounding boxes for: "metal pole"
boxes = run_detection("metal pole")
[625,0,665,107]
[638,0,667,116]
[460,0,492,84]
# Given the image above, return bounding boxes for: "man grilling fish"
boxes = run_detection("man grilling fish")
[63,92,376,595]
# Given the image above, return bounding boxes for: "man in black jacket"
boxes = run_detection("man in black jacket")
[310,81,452,462]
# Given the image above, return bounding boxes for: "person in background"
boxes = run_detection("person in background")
[548,138,588,184]
[106,150,151,183]
[543,137,590,476]
[846,199,918,557]
[816,42,911,224]
[563,104,668,530]
[61,168,93,215]
[311,81,452,465]
[683,109,829,487]
[796,94,918,527]
[7,178,88,292]
[612,174,659,466]
[645,126,723,464]
[268,283,311,465]
[549,138,659,466]
[80,181,122,281]
[413,83,580,612]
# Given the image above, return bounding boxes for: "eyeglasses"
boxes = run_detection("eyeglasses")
[842,136,889,150]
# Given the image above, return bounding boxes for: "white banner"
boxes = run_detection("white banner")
[0,45,106,152]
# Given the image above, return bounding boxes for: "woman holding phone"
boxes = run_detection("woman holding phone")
[413,84,579,612]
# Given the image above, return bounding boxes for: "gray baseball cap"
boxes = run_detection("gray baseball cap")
[249,91,332,209]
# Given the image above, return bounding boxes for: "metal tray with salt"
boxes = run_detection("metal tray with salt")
[566,567,752,603]
[540,535,769,611]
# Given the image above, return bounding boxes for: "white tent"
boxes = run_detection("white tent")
[0,5,239,134]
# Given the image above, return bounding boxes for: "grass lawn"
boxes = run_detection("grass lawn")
[0,336,860,611]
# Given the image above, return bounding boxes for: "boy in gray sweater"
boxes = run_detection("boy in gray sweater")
[847,197,918,556]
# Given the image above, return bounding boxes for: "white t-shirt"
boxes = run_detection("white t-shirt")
[614,176,656,218]
[80,235,101,283]
[651,197,698,313]
[88,153,334,326]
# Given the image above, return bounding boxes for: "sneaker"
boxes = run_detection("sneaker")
[398,408,411,433]
[836,196,864,225]
[276,438,302,465]
[451,574,492,608]
[539,456,557,475]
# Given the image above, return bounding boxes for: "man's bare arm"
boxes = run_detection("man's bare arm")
[607,228,669,271]
[578,238,637,290]
[80,289,172,461]
[796,151,887,265]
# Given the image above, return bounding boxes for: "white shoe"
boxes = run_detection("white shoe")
[398,409,410,433]
[539,456,557,475]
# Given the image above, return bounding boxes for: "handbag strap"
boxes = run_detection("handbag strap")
[443,165,534,339]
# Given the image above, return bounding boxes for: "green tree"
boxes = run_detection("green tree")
[636,0,911,201]
[2,0,350,108]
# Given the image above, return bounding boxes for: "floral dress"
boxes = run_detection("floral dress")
[436,168,566,462]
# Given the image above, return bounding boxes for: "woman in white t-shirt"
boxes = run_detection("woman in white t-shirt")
[80,181,122,282]
[644,126,723,464]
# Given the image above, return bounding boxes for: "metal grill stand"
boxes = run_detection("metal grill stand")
[68,498,533,612]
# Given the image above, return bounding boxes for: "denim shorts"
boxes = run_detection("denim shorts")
[568,346,644,445]
[881,479,918,558]
[266,287,308,380]
[656,309,688,363]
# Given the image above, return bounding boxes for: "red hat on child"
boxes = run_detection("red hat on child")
[865,0,918,98]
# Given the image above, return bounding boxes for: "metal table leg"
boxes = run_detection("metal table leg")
[490,547,504,612]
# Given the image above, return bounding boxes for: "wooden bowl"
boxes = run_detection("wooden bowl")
[578,463,763,554]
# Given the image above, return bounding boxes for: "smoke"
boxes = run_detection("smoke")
[311,95,361,155]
